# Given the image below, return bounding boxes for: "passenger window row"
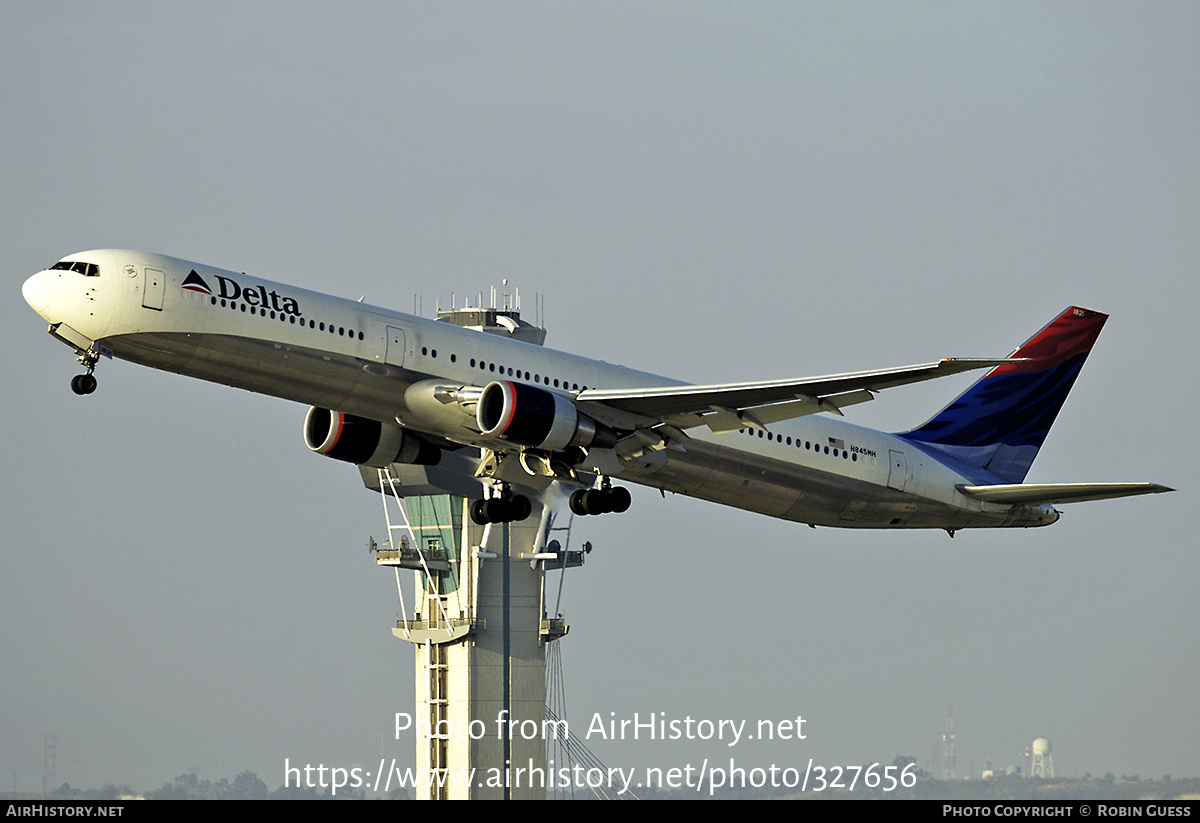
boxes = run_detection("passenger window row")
[741,428,858,461]
[417,346,587,392]
[210,296,365,340]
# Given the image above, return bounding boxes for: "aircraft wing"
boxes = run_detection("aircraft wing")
[957,483,1174,505]
[577,358,1013,433]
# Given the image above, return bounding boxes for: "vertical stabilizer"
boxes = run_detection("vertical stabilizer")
[899,306,1107,483]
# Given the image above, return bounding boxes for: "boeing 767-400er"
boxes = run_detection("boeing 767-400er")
[22,250,1171,533]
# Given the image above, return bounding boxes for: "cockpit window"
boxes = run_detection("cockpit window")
[51,260,99,276]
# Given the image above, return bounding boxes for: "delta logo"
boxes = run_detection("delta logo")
[181,270,303,316]
[181,270,212,295]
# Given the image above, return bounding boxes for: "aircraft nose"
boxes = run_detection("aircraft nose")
[22,270,54,316]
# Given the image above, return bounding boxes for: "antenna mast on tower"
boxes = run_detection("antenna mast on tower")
[942,706,957,780]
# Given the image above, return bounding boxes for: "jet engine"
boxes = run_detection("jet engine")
[475,381,616,451]
[304,407,441,467]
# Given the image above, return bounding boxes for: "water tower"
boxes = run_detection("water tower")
[1030,737,1054,778]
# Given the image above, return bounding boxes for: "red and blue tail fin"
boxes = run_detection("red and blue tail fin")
[899,306,1107,483]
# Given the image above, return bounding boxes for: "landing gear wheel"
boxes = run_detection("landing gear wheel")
[569,486,631,516]
[472,493,534,524]
[483,498,510,524]
[470,499,490,526]
[510,495,532,522]
[569,489,589,516]
[609,486,631,513]
[71,374,97,395]
[582,489,612,515]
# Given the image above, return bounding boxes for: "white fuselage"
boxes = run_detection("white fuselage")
[22,250,1058,530]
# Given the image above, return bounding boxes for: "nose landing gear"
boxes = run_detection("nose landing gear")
[70,347,101,395]
[70,373,97,395]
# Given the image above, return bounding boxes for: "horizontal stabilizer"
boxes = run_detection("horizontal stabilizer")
[957,482,1173,505]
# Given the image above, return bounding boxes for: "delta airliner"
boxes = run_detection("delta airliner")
[22,250,1171,534]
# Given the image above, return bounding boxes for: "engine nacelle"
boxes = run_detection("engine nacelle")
[304,407,440,467]
[476,381,614,451]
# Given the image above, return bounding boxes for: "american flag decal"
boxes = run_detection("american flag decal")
[829,437,845,449]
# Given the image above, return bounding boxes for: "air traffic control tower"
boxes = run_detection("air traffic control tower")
[363,293,580,800]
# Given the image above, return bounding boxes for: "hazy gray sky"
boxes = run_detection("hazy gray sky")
[3,2,1196,793]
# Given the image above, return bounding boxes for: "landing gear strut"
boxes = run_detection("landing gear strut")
[569,479,631,517]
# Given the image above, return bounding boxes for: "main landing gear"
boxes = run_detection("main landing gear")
[468,479,633,525]
[569,482,631,517]
[70,347,101,395]
[470,491,533,525]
